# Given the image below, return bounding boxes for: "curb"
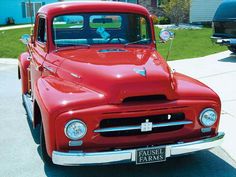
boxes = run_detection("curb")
[0,58,18,65]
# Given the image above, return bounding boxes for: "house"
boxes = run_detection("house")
[109,0,227,24]
[106,0,164,16]
[137,0,164,16]
[0,0,57,25]
[0,0,104,25]
[0,0,165,25]
[190,0,223,23]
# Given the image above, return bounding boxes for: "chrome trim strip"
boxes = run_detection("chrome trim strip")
[95,125,140,133]
[169,132,225,155]
[22,94,33,122]
[94,121,193,133]
[70,73,81,79]
[152,121,192,128]
[43,65,55,73]
[52,132,225,166]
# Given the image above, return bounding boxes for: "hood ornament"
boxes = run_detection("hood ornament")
[133,67,146,77]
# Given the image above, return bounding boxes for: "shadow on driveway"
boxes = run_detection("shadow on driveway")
[23,105,40,144]
[218,53,236,63]
[42,150,236,177]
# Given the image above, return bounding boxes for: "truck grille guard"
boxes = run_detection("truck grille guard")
[94,120,193,133]
[94,113,192,136]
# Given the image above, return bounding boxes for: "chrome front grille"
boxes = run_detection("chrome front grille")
[95,113,192,137]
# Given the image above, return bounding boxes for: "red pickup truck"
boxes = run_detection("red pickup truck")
[18,1,224,166]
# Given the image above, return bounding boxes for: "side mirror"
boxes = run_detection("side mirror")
[159,29,175,43]
[20,34,30,45]
[159,29,175,61]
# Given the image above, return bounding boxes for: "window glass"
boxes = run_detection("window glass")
[214,2,236,20]
[151,0,157,7]
[25,2,42,17]
[35,3,42,13]
[158,0,165,6]
[26,3,34,18]
[129,0,138,4]
[140,17,148,39]
[89,15,122,29]
[52,13,151,47]
[37,18,46,43]
[53,15,84,29]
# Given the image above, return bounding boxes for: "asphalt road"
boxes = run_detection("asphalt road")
[0,52,236,177]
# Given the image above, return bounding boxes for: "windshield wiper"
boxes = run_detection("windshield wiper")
[55,43,90,52]
[124,39,151,47]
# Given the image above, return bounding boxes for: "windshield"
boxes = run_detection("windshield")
[52,13,152,47]
[214,1,236,21]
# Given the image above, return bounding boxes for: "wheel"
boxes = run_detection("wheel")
[228,46,236,53]
[40,124,53,165]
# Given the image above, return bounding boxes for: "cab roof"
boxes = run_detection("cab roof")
[38,1,150,17]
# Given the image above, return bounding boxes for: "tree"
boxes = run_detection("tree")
[163,0,191,25]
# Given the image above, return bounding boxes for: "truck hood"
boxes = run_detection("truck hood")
[56,47,177,104]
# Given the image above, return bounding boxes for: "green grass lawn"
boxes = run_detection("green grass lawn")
[155,28,227,60]
[0,27,31,58]
[0,27,227,59]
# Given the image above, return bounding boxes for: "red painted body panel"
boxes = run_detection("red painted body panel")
[18,2,221,158]
[18,52,30,94]
[55,100,219,153]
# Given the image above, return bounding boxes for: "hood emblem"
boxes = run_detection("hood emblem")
[133,67,146,77]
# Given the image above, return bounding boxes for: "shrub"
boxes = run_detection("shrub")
[158,16,170,24]
[6,17,15,25]
[164,0,190,25]
[152,15,159,25]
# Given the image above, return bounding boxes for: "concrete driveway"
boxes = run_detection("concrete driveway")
[0,51,236,177]
[168,51,236,162]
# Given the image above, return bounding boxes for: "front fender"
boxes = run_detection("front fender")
[174,72,221,105]
[18,52,30,94]
[33,75,106,156]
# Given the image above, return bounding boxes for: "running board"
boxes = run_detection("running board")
[22,94,33,122]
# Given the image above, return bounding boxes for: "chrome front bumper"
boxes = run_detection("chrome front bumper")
[52,132,224,166]
[211,36,236,46]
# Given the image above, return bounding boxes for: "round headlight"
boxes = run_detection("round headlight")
[64,120,87,140]
[199,108,218,127]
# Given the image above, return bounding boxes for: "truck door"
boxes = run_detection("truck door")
[30,15,47,97]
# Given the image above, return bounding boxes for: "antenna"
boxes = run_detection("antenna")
[166,37,174,61]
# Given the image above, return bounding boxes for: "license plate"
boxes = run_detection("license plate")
[136,147,166,165]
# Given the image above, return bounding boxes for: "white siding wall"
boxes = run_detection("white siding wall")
[190,0,222,23]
